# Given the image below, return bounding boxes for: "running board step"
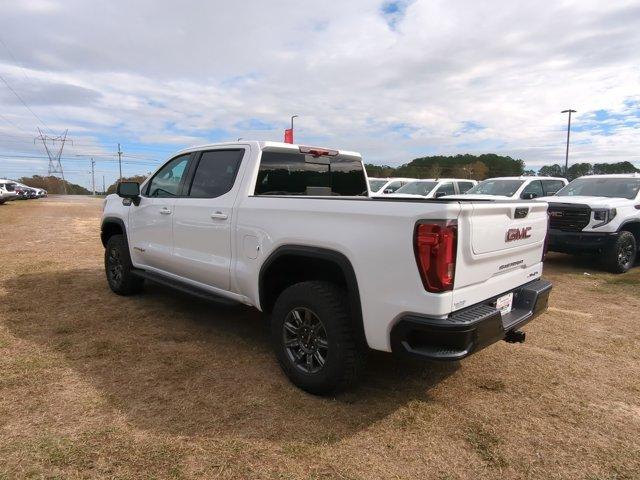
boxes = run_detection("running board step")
[131,269,239,306]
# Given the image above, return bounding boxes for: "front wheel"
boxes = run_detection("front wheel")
[271,281,365,395]
[602,231,637,274]
[105,234,144,295]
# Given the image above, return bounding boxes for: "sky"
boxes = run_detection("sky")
[0,0,639,189]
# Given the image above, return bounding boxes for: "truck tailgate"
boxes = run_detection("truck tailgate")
[452,200,548,311]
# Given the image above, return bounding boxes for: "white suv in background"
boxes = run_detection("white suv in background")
[542,174,640,273]
[460,176,568,200]
[368,177,417,195]
[0,180,18,204]
[386,178,477,199]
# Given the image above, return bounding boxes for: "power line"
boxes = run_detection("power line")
[0,73,52,134]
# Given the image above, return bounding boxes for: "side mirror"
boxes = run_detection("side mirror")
[117,182,140,204]
[434,191,446,198]
[521,192,536,200]
[384,188,393,194]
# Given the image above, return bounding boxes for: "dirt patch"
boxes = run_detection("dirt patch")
[0,196,639,479]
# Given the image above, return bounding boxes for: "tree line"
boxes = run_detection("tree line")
[18,175,90,195]
[366,153,526,180]
[538,161,638,180]
[366,154,638,181]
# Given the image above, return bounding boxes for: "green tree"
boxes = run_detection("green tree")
[593,161,639,175]
[567,163,592,180]
[538,164,564,177]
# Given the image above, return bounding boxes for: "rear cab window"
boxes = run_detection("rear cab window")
[254,149,368,196]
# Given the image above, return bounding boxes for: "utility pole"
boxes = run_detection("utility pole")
[117,143,123,182]
[561,109,576,178]
[91,158,95,195]
[102,175,105,194]
[36,128,71,195]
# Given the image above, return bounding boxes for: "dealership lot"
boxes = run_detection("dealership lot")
[0,196,638,479]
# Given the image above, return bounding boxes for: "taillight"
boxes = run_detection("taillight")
[414,221,457,293]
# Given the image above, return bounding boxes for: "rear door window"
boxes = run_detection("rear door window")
[457,181,475,193]
[542,180,566,196]
[255,151,367,196]
[187,150,244,198]
[435,182,455,196]
[521,180,544,199]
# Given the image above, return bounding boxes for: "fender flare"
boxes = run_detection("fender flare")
[259,245,366,347]
[100,216,127,247]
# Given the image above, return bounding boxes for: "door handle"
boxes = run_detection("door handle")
[159,207,172,215]
[210,211,228,220]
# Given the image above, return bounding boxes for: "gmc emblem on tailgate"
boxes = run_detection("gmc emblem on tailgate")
[505,227,532,242]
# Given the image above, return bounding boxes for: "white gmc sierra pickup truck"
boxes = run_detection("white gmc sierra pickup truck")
[542,174,640,273]
[101,141,552,394]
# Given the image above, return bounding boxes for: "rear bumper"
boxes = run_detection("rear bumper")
[547,229,618,253]
[390,278,552,361]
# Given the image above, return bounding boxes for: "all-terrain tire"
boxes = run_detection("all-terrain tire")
[271,281,366,395]
[602,231,637,274]
[104,234,144,295]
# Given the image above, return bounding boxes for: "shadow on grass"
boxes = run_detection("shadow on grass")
[2,268,458,443]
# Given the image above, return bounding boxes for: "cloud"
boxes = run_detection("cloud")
[0,0,639,187]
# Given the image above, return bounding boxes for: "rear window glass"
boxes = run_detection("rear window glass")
[467,179,524,197]
[255,151,368,196]
[396,181,438,196]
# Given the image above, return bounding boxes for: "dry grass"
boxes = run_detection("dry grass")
[0,196,639,479]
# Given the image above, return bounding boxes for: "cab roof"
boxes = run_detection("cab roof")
[175,140,361,159]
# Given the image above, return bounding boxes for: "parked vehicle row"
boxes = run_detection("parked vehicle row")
[369,173,639,274]
[0,178,47,204]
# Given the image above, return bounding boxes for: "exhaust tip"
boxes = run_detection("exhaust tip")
[504,330,526,343]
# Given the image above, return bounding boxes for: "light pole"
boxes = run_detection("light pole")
[291,114,298,132]
[561,109,576,178]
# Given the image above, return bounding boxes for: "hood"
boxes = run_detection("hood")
[539,195,632,208]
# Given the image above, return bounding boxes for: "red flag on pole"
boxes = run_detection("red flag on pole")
[284,128,293,144]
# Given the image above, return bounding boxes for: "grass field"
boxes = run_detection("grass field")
[0,196,638,479]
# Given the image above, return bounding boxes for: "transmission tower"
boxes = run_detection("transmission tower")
[35,128,71,194]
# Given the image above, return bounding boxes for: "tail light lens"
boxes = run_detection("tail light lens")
[414,221,457,293]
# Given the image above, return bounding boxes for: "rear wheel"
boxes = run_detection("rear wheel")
[105,234,144,295]
[602,231,636,274]
[271,281,365,395]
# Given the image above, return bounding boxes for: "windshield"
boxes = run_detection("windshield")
[466,179,524,197]
[368,179,387,192]
[556,177,640,200]
[395,181,438,196]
